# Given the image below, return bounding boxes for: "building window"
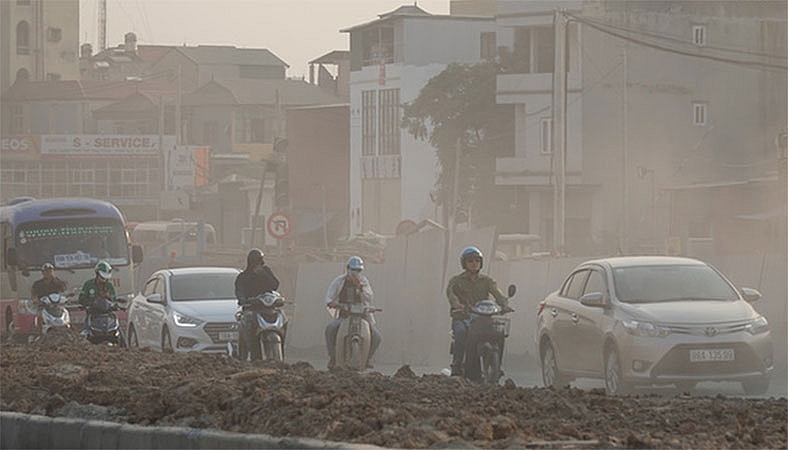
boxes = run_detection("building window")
[363,26,394,66]
[692,25,706,47]
[692,102,707,126]
[540,118,553,154]
[362,90,376,156]
[10,105,24,134]
[70,168,95,196]
[759,20,787,55]
[16,21,30,55]
[47,27,62,42]
[378,88,400,156]
[481,32,496,61]
[512,26,554,74]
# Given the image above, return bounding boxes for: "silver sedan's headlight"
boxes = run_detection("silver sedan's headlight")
[173,311,203,328]
[622,319,669,338]
[746,315,769,335]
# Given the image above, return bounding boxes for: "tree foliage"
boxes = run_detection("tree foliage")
[401,61,512,226]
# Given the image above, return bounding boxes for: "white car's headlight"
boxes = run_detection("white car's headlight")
[622,319,669,338]
[746,315,769,335]
[173,311,203,328]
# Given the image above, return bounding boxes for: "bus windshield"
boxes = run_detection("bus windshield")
[15,218,129,269]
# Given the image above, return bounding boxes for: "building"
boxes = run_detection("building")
[0,0,80,93]
[343,4,498,235]
[494,0,787,256]
[79,32,174,82]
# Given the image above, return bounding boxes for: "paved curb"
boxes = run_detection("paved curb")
[1,412,382,449]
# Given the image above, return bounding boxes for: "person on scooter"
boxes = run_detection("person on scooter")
[235,248,280,358]
[31,263,67,301]
[446,246,512,378]
[78,260,117,336]
[324,256,382,369]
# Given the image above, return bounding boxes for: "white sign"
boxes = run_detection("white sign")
[168,145,196,190]
[267,212,292,240]
[40,135,175,157]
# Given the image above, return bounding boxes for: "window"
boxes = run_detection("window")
[692,102,707,126]
[16,21,30,55]
[10,105,24,134]
[47,27,62,42]
[481,32,496,61]
[692,25,706,47]
[362,26,394,66]
[378,88,400,156]
[362,90,376,156]
[584,270,606,296]
[562,270,589,300]
[540,118,553,154]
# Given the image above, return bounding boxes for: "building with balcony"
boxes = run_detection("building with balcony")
[0,0,80,93]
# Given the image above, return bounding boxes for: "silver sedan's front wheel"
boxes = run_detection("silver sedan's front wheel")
[604,347,629,395]
[541,340,566,388]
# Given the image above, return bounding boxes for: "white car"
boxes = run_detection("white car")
[127,267,241,353]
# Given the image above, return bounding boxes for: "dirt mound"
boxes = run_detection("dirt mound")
[1,341,785,449]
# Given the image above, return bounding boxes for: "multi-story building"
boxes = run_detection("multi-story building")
[495,0,787,256]
[0,0,80,93]
[343,4,498,235]
[79,32,174,82]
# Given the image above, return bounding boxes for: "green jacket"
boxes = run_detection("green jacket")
[78,278,116,307]
[446,271,508,314]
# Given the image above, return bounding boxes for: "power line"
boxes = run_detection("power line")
[566,12,788,72]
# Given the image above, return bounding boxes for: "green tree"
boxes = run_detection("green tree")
[401,61,513,228]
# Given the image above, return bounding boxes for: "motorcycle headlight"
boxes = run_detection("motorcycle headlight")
[746,315,769,335]
[622,319,669,338]
[173,311,203,328]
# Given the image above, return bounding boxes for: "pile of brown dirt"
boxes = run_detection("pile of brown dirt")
[1,334,785,449]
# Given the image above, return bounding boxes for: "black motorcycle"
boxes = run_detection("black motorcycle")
[453,284,516,384]
[82,297,126,347]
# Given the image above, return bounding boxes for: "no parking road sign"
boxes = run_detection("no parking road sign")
[267,211,292,240]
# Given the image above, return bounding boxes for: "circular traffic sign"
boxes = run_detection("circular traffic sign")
[267,211,292,239]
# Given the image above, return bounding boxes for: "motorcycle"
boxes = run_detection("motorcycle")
[82,297,126,347]
[331,302,381,371]
[36,291,76,336]
[451,284,516,384]
[236,291,289,362]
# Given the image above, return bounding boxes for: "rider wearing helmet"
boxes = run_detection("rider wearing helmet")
[446,246,511,377]
[31,262,67,301]
[324,256,382,369]
[234,248,280,358]
[78,260,117,334]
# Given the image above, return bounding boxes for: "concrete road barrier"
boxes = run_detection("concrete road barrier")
[1,412,381,449]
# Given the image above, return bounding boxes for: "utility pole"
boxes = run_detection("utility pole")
[176,65,182,145]
[98,0,107,51]
[552,9,568,255]
[620,46,629,254]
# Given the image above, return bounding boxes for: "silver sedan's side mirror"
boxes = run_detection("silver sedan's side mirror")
[580,292,606,307]
[740,287,762,303]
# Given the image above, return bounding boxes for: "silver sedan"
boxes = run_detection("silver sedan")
[536,256,773,395]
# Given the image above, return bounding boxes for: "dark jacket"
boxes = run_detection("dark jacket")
[235,265,279,306]
[31,277,66,299]
[446,271,508,317]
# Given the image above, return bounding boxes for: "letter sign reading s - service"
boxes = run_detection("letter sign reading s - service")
[267,211,291,240]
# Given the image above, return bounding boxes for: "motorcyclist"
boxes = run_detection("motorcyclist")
[324,256,382,369]
[446,246,512,378]
[78,260,117,336]
[31,262,67,301]
[234,248,280,359]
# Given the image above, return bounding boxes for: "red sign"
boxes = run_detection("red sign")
[267,211,292,239]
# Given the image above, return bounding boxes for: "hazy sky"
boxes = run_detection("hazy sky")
[79,0,450,78]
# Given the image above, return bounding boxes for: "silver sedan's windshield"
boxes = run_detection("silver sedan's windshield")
[613,265,738,303]
[170,273,237,301]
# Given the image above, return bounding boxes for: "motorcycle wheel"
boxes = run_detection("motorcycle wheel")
[117,328,127,348]
[481,346,501,385]
[250,335,263,361]
[266,342,283,362]
[237,334,248,361]
[349,338,363,370]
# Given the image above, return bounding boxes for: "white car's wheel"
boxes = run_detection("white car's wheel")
[604,347,629,395]
[541,340,567,388]
[161,327,173,352]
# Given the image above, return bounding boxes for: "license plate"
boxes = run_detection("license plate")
[690,348,734,362]
[218,331,238,341]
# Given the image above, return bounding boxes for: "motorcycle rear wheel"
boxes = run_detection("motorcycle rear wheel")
[349,339,363,370]
[481,346,501,384]
[265,341,283,362]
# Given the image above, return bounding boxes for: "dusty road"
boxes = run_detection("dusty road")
[1,333,786,449]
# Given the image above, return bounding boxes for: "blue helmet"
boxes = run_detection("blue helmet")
[347,256,364,271]
[460,246,483,270]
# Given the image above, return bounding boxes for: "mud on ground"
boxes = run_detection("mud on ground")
[1,332,786,449]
